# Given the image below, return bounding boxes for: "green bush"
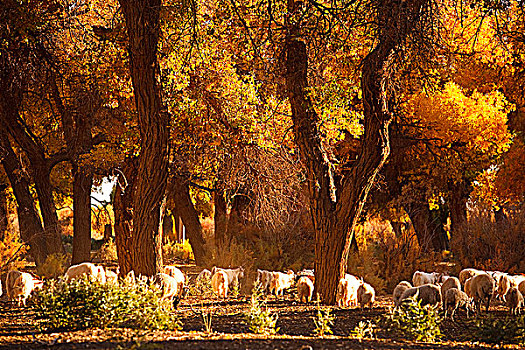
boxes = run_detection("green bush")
[244,283,279,335]
[350,320,376,339]
[32,276,182,331]
[472,314,525,345]
[312,295,334,337]
[381,297,442,342]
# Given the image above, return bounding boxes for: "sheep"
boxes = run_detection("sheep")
[211,266,245,290]
[440,276,461,301]
[459,268,484,286]
[399,284,442,307]
[152,273,182,308]
[357,280,375,309]
[256,269,274,292]
[496,274,513,301]
[444,288,473,320]
[505,287,524,315]
[6,270,23,300]
[105,268,119,285]
[211,269,229,298]
[196,269,212,282]
[269,270,295,297]
[296,276,314,303]
[412,271,444,287]
[393,281,412,307]
[164,265,185,297]
[469,273,495,313]
[65,262,106,284]
[11,272,43,307]
[337,274,360,307]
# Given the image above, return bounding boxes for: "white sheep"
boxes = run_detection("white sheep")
[65,262,106,284]
[269,270,295,296]
[152,272,182,307]
[296,276,314,303]
[164,265,185,297]
[469,273,495,313]
[11,272,43,307]
[444,288,473,320]
[211,269,229,298]
[357,280,375,310]
[211,266,245,289]
[412,271,443,287]
[105,268,119,285]
[256,269,273,292]
[459,268,484,286]
[393,281,412,307]
[399,284,441,307]
[506,287,524,315]
[196,268,212,282]
[336,273,360,307]
[440,276,461,301]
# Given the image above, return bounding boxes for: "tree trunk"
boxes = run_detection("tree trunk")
[114,157,137,276]
[405,201,448,252]
[0,183,7,241]
[448,181,469,235]
[214,187,228,247]
[120,0,168,277]
[71,166,93,264]
[284,0,428,304]
[168,176,206,265]
[0,132,51,265]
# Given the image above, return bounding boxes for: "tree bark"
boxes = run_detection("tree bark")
[114,157,137,276]
[214,188,228,247]
[405,201,448,252]
[167,176,206,265]
[284,0,428,304]
[71,166,93,264]
[448,181,469,235]
[0,183,7,241]
[120,0,168,276]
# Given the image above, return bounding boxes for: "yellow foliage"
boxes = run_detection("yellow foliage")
[35,253,68,279]
[0,230,28,273]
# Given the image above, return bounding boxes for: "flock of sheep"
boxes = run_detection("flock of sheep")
[1,262,525,321]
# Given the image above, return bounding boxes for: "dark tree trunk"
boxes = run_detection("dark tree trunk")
[214,187,228,247]
[0,183,7,241]
[114,157,137,276]
[0,132,51,265]
[448,181,470,235]
[162,212,173,244]
[120,0,168,276]
[405,201,448,252]
[284,0,428,304]
[168,176,206,265]
[71,166,93,264]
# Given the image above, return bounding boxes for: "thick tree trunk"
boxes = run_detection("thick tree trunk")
[285,0,428,304]
[0,183,7,241]
[71,166,93,264]
[120,0,168,276]
[405,201,448,252]
[168,176,206,265]
[32,162,62,244]
[213,182,229,247]
[114,158,137,276]
[0,132,52,265]
[448,181,469,235]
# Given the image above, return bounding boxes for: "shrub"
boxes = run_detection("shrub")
[187,275,214,298]
[244,283,278,335]
[350,320,376,339]
[163,239,194,263]
[35,253,68,279]
[472,314,525,345]
[381,297,442,342]
[0,229,27,272]
[32,276,182,331]
[312,295,335,337]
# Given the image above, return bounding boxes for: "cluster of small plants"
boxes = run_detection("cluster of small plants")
[32,276,181,331]
[244,282,279,335]
[472,314,525,345]
[187,275,214,298]
[350,320,376,339]
[312,294,335,337]
[380,297,442,342]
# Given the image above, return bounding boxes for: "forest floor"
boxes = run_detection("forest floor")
[0,265,521,349]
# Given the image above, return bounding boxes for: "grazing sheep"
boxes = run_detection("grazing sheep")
[11,272,43,307]
[441,276,461,301]
[211,269,229,298]
[6,270,23,300]
[152,273,182,308]
[296,269,315,284]
[469,273,495,313]
[196,269,212,282]
[357,281,375,309]
[269,270,295,296]
[412,271,443,287]
[505,287,524,315]
[399,284,442,307]
[164,265,185,297]
[496,274,513,301]
[393,281,412,307]
[296,276,314,303]
[486,270,505,287]
[459,268,484,286]
[444,288,473,320]
[212,266,245,289]
[337,274,360,307]
[105,269,119,285]
[65,262,106,284]
[256,269,274,292]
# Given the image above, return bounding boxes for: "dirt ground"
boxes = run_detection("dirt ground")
[0,266,521,349]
